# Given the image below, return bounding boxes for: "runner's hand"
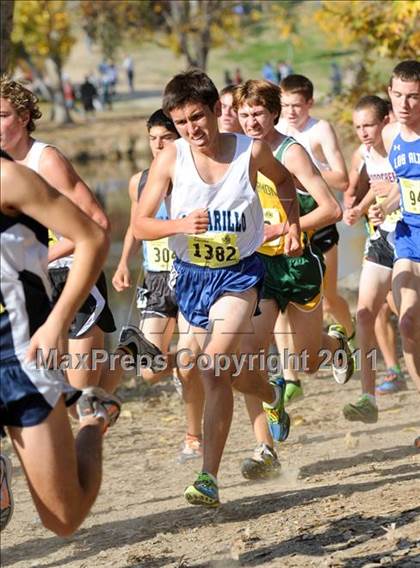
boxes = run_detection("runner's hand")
[181,209,209,234]
[368,202,385,226]
[284,226,302,257]
[25,320,67,366]
[112,265,131,291]
[343,206,361,226]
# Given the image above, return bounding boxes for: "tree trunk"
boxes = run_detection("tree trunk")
[44,58,73,125]
[0,0,14,75]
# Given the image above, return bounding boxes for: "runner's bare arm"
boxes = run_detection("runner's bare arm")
[1,160,109,360]
[252,140,302,256]
[345,146,369,208]
[133,145,208,240]
[39,147,109,229]
[112,172,142,291]
[283,143,342,232]
[317,120,349,191]
[39,147,110,261]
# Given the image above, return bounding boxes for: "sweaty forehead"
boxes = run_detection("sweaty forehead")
[390,77,420,94]
[280,92,308,105]
[170,101,209,119]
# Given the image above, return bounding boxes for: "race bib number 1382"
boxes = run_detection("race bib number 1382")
[188,233,239,268]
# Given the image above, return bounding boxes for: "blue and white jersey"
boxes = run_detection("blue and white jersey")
[1,209,76,423]
[137,169,175,272]
[389,132,420,228]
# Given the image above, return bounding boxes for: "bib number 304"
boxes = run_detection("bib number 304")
[188,233,239,268]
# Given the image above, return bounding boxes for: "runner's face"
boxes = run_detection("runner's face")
[218,93,242,133]
[148,125,178,158]
[0,98,29,152]
[170,101,220,151]
[237,103,276,140]
[388,78,420,127]
[352,108,386,149]
[280,92,312,128]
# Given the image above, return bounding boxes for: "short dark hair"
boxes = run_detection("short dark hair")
[219,84,238,98]
[280,74,314,101]
[162,69,219,115]
[146,109,178,135]
[233,80,281,124]
[390,60,420,87]
[354,95,391,122]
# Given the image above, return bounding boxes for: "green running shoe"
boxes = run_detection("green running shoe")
[263,377,290,442]
[241,443,281,480]
[184,472,220,508]
[284,379,304,404]
[343,394,378,424]
[328,324,355,384]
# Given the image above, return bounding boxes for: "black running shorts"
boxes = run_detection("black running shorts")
[137,270,178,319]
[49,268,116,338]
[310,223,340,254]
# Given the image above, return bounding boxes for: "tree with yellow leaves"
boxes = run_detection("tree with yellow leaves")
[13,0,76,124]
[314,0,420,128]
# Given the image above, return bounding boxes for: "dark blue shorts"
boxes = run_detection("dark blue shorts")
[0,355,80,437]
[172,254,265,330]
[395,220,420,263]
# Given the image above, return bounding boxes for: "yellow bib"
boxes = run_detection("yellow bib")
[188,233,239,268]
[256,172,288,256]
[400,178,420,215]
[145,238,175,271]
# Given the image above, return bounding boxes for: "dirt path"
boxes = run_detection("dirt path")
[2,370,420,568]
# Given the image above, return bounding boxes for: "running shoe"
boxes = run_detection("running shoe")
[348,329,357,355]
[263,377,290,442]
[342,394,378,424]
[77,386,122,432]
[184,472,220,508]
[328,324,355,384]
[284,379,304,404]
[177,434,203,464]
[0,455,14,532]
[118,325,163,372]
[241,443,281,480]
[376,368,408,395]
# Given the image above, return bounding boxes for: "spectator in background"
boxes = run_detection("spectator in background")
[330,62,342,96]
[62,75,77,111]
[224,70,233,86]
[123,55,134,92]
[80,76,97,117]
[262,62,276,83]
[234,67,243,85]
[277,60,293,83]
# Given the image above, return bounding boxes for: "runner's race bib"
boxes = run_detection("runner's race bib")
[188,233,239,268]
[400,178,420,215]
[146,238,175,271]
